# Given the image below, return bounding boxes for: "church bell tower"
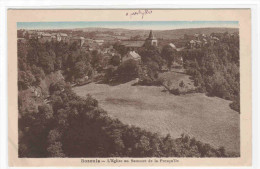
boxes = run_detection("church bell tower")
[145,30,158,47]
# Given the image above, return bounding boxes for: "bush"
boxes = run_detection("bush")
[181,40,240,113]
[49,81,66,95]
[170,88,181,95]
[117,59,140,80]
[104,66,117,82]
[109,55,121,66]
[230,98,240,113]
[18,71,36,90]
[138,76,162,86]
[179,81,185,88]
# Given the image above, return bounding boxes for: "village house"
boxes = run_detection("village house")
[169,42,185,52]
[93,39,104,46]
[168,43,184,66]
[209,36,220,46]
[70,37,85,47]
[59,33,69,42]
[52,33,69,42]
[102,45,115,54]
[17,38,26,43]
[188,39,203,49]
[38,33,52,43]
[122,51,141,63]
[169,43,177,49]
[26,31,38,40]
[117,30,158,63]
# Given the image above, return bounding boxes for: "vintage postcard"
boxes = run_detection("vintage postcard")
[8,9,251,167]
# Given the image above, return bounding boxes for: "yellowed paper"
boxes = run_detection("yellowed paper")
[8,9,251,167]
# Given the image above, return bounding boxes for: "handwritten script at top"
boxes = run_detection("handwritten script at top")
[126,10,153,19]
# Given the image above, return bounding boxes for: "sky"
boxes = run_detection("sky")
[17,21,239,30]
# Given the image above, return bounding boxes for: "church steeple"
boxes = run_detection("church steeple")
[148,30,155,40]
[145,30,158,47]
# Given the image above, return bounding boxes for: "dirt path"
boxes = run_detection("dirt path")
[73,80,240,153]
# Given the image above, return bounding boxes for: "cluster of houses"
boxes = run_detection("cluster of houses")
[19,29,182,66]
[18,30,126,53]
[20,30,70,43]
[18,29,236,69]
[120,30,184,66]
[186,33,221,49]
[117,30,158,63]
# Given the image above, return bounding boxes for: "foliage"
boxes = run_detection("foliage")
[109,54,121,66]
[91,50,103,70]
[18,33,239,158]
[161,45,177,69]
[117,59,140,80]
[138,45,163,70]
[18,79,238,157]
[17,40,97,87]
[18,71,36,90]
[181,33,240,112]
[113,42,128,58]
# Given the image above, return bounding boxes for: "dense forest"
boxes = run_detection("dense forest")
[180,32,240,112]
[18,35,239,157]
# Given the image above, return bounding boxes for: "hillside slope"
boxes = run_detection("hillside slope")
[76,27,238,39]
[73,80,240,153]
[18,71,64,114]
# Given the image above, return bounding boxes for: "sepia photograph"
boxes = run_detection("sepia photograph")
[7,9,252,167]
[17,20,240,158]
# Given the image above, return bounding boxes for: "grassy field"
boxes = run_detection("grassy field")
[73,72,240,153]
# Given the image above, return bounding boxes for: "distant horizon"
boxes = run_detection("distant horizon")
[17,21,239,31]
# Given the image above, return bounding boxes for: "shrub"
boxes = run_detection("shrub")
[18,71,36,90]
[117,59,140,80]
[109,55,121,66]
[179,81,185,88]
[170,88,181,95]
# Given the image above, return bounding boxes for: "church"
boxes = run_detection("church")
[144,30,158,47]
[120,30,158,51]
[120,30,158,63]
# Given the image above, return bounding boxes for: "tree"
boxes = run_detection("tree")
[113,42,128,59]
[161,45,177,70]
[18,70,36,90]
[49,81,66,95]
[91,50,103,69]
[47,142,65,157]
[109,55,121,66]
[117,59,140,80]
[146,61,160,80]
[73,62,88,79]
[138,45,163,70]
[37,104,54,123]
[31,65,45,86]
[134,135,151,156]
[38,51,55,74]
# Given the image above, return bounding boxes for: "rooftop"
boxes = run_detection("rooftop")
[121,40,145,48]
[169,43,176,49]
[128,51,141,60]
